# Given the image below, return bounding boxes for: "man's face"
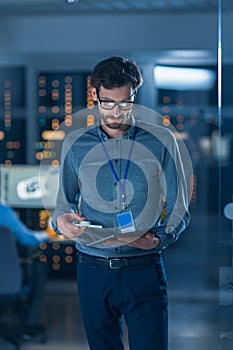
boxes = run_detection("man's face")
[92,84,135,130]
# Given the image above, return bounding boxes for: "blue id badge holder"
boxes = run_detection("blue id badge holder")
[117,211,135,234]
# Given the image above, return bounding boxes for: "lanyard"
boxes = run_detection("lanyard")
[98,127,137,210]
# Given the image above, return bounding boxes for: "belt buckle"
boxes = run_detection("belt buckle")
[109,258,127,269]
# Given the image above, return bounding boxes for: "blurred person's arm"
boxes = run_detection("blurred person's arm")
[0,205,49,247]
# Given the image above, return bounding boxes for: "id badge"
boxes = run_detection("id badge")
[117,211,135,234]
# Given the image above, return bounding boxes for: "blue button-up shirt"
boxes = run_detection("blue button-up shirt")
[53,117,191,258]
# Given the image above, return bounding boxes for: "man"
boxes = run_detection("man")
[0,203,48,343]
[52,56,191,350]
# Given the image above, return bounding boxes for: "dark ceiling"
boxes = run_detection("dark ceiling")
[0,0,232,16]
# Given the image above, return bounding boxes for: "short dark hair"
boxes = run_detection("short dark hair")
[90,56,143,92]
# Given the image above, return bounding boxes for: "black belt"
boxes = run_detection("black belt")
[78,254,160,269]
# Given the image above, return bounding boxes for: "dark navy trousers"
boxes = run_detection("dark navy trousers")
[77,254,168,350]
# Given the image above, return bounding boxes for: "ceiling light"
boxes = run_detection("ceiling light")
[154,66,216,91]
[66,0,79,4]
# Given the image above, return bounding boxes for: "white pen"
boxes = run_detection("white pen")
[74,224,103,229]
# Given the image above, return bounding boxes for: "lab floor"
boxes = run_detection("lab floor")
[8,280,230,350]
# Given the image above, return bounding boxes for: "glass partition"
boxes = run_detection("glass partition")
[219,0,233,348]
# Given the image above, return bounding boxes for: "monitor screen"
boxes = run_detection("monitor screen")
[0,165,59,209]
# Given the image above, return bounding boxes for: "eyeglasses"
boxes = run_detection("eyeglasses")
[96,90,135,110]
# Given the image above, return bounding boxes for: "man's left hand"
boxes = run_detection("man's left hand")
[104,232,160,250]
[126,232,160,250]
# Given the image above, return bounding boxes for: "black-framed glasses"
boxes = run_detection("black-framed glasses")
[96,90,135,110]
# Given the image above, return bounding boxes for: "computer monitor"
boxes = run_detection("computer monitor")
[0,164,59,209]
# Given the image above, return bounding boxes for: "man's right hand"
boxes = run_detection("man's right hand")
[57,213,86,240]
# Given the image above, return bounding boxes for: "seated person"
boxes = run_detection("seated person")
[0,203,49,343]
